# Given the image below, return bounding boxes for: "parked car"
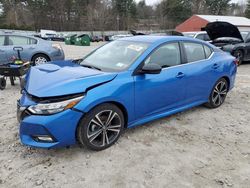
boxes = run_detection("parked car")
[204,21,250,65]
[110,34,133,41]
[91,36,103,42]
[17,36,237,150]
[0,34,65,65]
[183,31,211,41]
[131,30,184,36]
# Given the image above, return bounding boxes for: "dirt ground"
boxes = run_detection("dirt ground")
[0,42,250,188]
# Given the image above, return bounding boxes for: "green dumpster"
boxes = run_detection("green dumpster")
[74,34,90,46]
[65,34,77,45]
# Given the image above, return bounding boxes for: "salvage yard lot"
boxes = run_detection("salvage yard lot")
[0,42,250,188]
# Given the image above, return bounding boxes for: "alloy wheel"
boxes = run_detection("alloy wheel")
[87,110,122,148]
[212,80,228,106]
[35,57,48,65]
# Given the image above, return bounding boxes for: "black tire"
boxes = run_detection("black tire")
[233,50,243,66]
[0,77,6,90]
[77,103,124,151]
[205,78,228,108]
[32,54,50,66]
[10,77,15,86]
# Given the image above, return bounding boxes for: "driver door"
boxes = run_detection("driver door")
[134,42,187,120]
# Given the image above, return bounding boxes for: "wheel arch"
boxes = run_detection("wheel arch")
[79,100,129,128]
[31,53,51,62]
[221,76,230,91]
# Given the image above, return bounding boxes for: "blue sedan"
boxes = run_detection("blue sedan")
[17,36,237,150]
[0,34,65,65]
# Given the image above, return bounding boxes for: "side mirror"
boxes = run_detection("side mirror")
[140,63,162,74]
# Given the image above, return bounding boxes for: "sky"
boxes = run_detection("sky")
[136,0,246,6]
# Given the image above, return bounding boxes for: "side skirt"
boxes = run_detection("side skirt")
[127,100,207,129]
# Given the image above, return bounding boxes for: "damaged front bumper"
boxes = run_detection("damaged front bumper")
[17,92,84,149]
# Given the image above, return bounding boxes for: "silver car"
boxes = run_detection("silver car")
[0,34,65,65]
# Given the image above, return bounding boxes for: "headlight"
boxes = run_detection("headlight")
[28,96,83,115]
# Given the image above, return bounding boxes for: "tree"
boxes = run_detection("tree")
[161,0,192,25]
[245,0,250,18]
[112,0,137,30]
[205,0,231,15]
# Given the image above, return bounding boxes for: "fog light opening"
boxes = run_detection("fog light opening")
[33,135,54,143]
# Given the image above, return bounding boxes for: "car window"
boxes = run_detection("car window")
[8,36,37,45]
[183,42,206,63]
[145,43,181,68]
[204,45,213,58]
[0,36,4,46]
[196,34,204,40]
[204,34,210,41]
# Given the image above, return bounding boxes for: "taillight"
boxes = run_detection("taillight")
[233,59,239,66]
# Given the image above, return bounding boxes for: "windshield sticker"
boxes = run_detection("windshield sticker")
[127,45,144,52]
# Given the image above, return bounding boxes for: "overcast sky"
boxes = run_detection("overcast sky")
[136,0,246,6]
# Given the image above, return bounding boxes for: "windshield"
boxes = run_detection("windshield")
[81,40,149,72]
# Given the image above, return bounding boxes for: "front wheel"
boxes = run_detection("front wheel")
[77,103,124,151]
[205,78,228,108]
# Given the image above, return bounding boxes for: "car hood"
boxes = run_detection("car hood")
[204,21,243,41]
[25,60,117,98]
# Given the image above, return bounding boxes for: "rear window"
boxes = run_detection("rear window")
[8,36,37,45]
[183,42,206,62]
[204,45,213,58]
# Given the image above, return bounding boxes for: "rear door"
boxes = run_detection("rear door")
[5,35,37,62]
[181,42,217,103]
[0,35,7,64]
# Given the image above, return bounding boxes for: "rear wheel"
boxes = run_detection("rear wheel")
[205,78,228,108]
[32,54,50,66]
[0,77,6,90]
[233,50,243,66]
[77,103,124,151]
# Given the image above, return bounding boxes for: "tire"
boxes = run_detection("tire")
[0,77,6,90]
[10,77,15,86]
[233,50,243,66]
[77,103,124,151]
[205,78,228,108]
[32,54,50,66]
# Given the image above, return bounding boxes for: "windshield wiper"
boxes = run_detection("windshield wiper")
[81,64,102,71]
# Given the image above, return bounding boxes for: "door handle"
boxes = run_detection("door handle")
[212,63,220,69]
[0,49,4,52]
[29,47,35,50]
[176,72,185,78]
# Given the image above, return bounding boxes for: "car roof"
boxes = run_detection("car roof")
[0,33,37,38]
[119,35,210,45]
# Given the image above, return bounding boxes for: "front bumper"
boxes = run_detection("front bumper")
[19,108,83,149]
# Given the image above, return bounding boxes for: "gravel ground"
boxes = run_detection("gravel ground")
[0,42,250,188]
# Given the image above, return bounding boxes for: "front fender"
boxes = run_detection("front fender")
[74,72,135,123]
